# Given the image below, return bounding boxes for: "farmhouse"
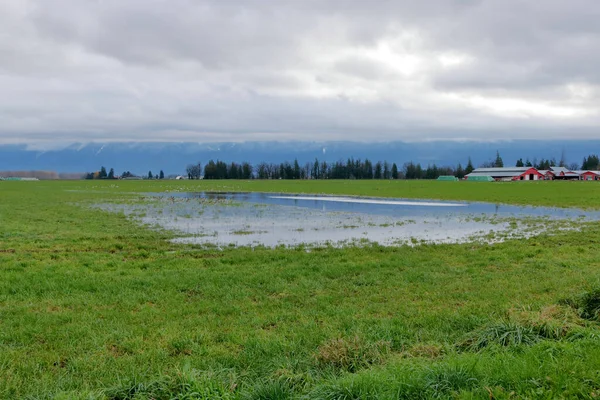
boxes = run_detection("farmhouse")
[465,167,544,181]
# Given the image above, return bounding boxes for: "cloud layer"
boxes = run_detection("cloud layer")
[1,0,599,146]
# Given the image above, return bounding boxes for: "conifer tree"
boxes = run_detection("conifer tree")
[494,151,504,167]
[465,158,474,174]
[391,163,399,179]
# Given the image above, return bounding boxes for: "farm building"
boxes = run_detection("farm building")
[437,176,458,181]
[544,167,580,180]
[465,167,544,181]
[580,171,600,181]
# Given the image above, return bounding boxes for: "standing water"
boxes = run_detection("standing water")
[101,192,599,248]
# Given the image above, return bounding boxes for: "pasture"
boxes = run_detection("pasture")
[1,180,600,399]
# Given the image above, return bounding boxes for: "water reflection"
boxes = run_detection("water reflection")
[105,192,599,248]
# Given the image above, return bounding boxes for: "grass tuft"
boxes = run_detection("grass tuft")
[314,336,391,373]
[102,366,235,399]
[459,304,591,352]
[561,287,600,321]
[423,364,480,396]
[241,379,294,400]
[459,320,545,351]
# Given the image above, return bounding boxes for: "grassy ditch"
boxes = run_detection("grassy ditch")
[0,181,600,398]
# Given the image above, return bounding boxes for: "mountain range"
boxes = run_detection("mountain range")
[1,140,598,175]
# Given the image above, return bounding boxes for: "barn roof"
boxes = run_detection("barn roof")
[467,167,540,178]
[472,167,531,173]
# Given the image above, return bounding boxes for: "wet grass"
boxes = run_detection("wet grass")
[1,180,600,398]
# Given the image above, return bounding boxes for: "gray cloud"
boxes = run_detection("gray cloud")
[0,0,599,147]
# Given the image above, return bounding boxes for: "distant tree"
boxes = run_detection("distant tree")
[391,163,399,179]
[108,168,115,179]
[374,162,383,179]
[455,163,465,179]
[311,159,320,179]
[536,158,551,170]
[525,159,533,167]
[383,161,391,179]
[465,158,474,175]
[293,159,301,179]
[159,170,165,179]
[186,162,202,180]
[494,151,504,168]
[568,162,579,171]
[241,162,253,179]
[515,158,524,167]
[403,161,424,179]
[148,171,153,179]
[364,159,373,179]
[99,166,107,179]
[303,162,310,179]
[121,171,135,178]
[582,154,600,170]
[559,148,567,168]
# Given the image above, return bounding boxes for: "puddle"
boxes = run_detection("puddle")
[98,192,600,248]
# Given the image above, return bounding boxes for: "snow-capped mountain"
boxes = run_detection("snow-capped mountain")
[0,140,597,175]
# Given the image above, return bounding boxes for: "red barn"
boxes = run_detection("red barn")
[580,171,600,181]
[466,167,545,181]
[542,167,580,180]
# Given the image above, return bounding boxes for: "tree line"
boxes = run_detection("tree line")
[85,167,165,180]
[84,151,600,181]
[513,154,599,171]
[187,158,473,180]
[185,152,600,180]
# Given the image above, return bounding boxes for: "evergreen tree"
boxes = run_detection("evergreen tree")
[391,163,399,179]
[494,151,504,167]
[455,163,465,179]
[242,163,253,179]
[312,159,320,179]
[364,159,373,179]
[582,154,600,170]
[159,170,165,179]
[293,159,301,179]
[383,161,391,179]
[525,159,532,167]
[465,158,474,175]
[108,168,115,179]
[515,158,524,167]
[415,163,423,179]
[374,162,382,179]
[148,171,153,179]
[99,166,107,179]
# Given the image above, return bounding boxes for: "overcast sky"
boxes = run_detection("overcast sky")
[1,0,599,147]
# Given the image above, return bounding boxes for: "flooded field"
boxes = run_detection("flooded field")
[101,192,600,248]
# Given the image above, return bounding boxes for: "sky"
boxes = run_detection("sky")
[1,0,599,147]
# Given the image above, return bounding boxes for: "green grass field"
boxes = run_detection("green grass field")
[1,180,600,399]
